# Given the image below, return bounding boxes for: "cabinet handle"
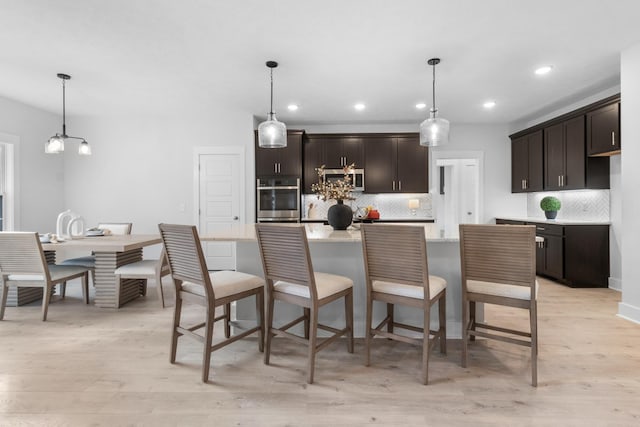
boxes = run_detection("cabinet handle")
[392,181,396,191]
[279,163,281,173]
[612,131,616,146]
[521,179,524,190]
[274,163,277,173]
[562,175,565,186]
[524,179,528,190]
[537,227,545,231]
[399,181,402,191]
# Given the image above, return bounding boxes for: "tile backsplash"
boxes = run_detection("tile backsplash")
[527,190,610,221]
[302,193,433,220]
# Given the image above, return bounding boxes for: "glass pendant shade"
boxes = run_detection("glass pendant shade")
[420,110,450,147]
[78,140,91,155]
[45,135,65,154]
[257,61,287,148]
[419,57,449,147]
[258,112,287,148]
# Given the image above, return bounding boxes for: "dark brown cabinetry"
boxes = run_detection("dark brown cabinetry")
[587,102,620,156]
[325,136,364,169]
[496,219,609,287]
[255,130,303,177]
[364,133,428,193]
[302,134,365,193]
[511,130,543,193]
[544,116,586,190]
[533,223,564,279]
[303,133,427,194]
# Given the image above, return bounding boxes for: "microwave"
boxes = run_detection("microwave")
[323,168,365,192]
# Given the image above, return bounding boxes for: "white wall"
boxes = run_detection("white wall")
[0,95,65,232]
[619,43,640,323]
[63,109,255,234]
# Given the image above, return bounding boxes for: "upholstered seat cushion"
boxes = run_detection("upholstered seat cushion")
[466,279,539,300]
[60,256,96,268]
[7,265,89,282]
[274,272,353,299]
[181,270,264,299]
[114,260,159,275]
[372,275,446,300]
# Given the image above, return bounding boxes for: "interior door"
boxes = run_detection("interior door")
[198,152,242,270]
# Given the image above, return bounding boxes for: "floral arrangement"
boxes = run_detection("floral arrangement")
[311,164,355,201]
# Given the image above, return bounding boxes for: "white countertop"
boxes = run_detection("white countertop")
[200,223,459,243]
[496,217,611,226]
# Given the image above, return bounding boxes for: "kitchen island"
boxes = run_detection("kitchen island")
[201,223,464,338]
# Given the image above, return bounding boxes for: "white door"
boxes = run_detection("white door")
[197,150,244,270]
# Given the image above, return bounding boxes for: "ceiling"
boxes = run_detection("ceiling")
[0,0,639,126]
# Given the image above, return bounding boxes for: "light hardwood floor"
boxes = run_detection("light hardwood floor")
[1,277,639,426]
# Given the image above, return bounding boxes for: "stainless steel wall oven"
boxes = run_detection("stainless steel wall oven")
[256,177,300,222]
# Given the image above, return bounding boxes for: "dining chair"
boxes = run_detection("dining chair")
[255,223,354,384]
[158,223,264,383]
[459,224,538,386]
[60,222,133,290]
[113,247,170,308]
[360,224,446,385]
[0,232,90,321]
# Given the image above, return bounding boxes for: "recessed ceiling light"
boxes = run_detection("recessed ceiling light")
[535,65,553,75]
[416,103,427,109]
[287,104,298,111]
[354,103,366,111]
[483,100,496,109]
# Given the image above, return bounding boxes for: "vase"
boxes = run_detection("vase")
[545,210,558,220]
[327,200,353,230]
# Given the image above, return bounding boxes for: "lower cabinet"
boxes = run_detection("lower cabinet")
[496,219,609,287]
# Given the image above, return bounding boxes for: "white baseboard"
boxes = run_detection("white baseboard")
[609,277,622,292]
[618,302,640,324]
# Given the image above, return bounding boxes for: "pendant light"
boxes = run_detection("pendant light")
[45,73,91,155]
[419,58,450,147]
[257,61,287,148]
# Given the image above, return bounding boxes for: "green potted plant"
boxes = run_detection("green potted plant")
[540,196,561,220]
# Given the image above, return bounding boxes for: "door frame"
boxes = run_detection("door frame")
[193,146,246,231]
[430,150,484,225]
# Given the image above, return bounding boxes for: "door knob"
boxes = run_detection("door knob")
[233,216,239,220]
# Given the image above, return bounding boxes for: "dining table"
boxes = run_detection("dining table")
[40,234,162,308]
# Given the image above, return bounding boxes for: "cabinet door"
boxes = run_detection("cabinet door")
[563,116,586,190]
[396,135,428,193]
[526,131,544,192]
[303,137,325,194]
[323,140,343,169]
[544,123,565,191]
[587,103,620,156]
[364,137,395,193]
[255,131,280,176]
[543,235,564,279]
[278,131,302,176]
[341,137,364,168]
[511,136,528,193]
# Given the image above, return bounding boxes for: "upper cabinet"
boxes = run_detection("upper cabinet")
[587,102,620,156]
[544,116,609,191]
[510,94,618,193]
[544,117,585,190]
[364,133,428,193]
[255,130,303,177]
[303,133,428,194]
[511,130,543,193]
[325,136,364,169]
[302,134,365,193]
